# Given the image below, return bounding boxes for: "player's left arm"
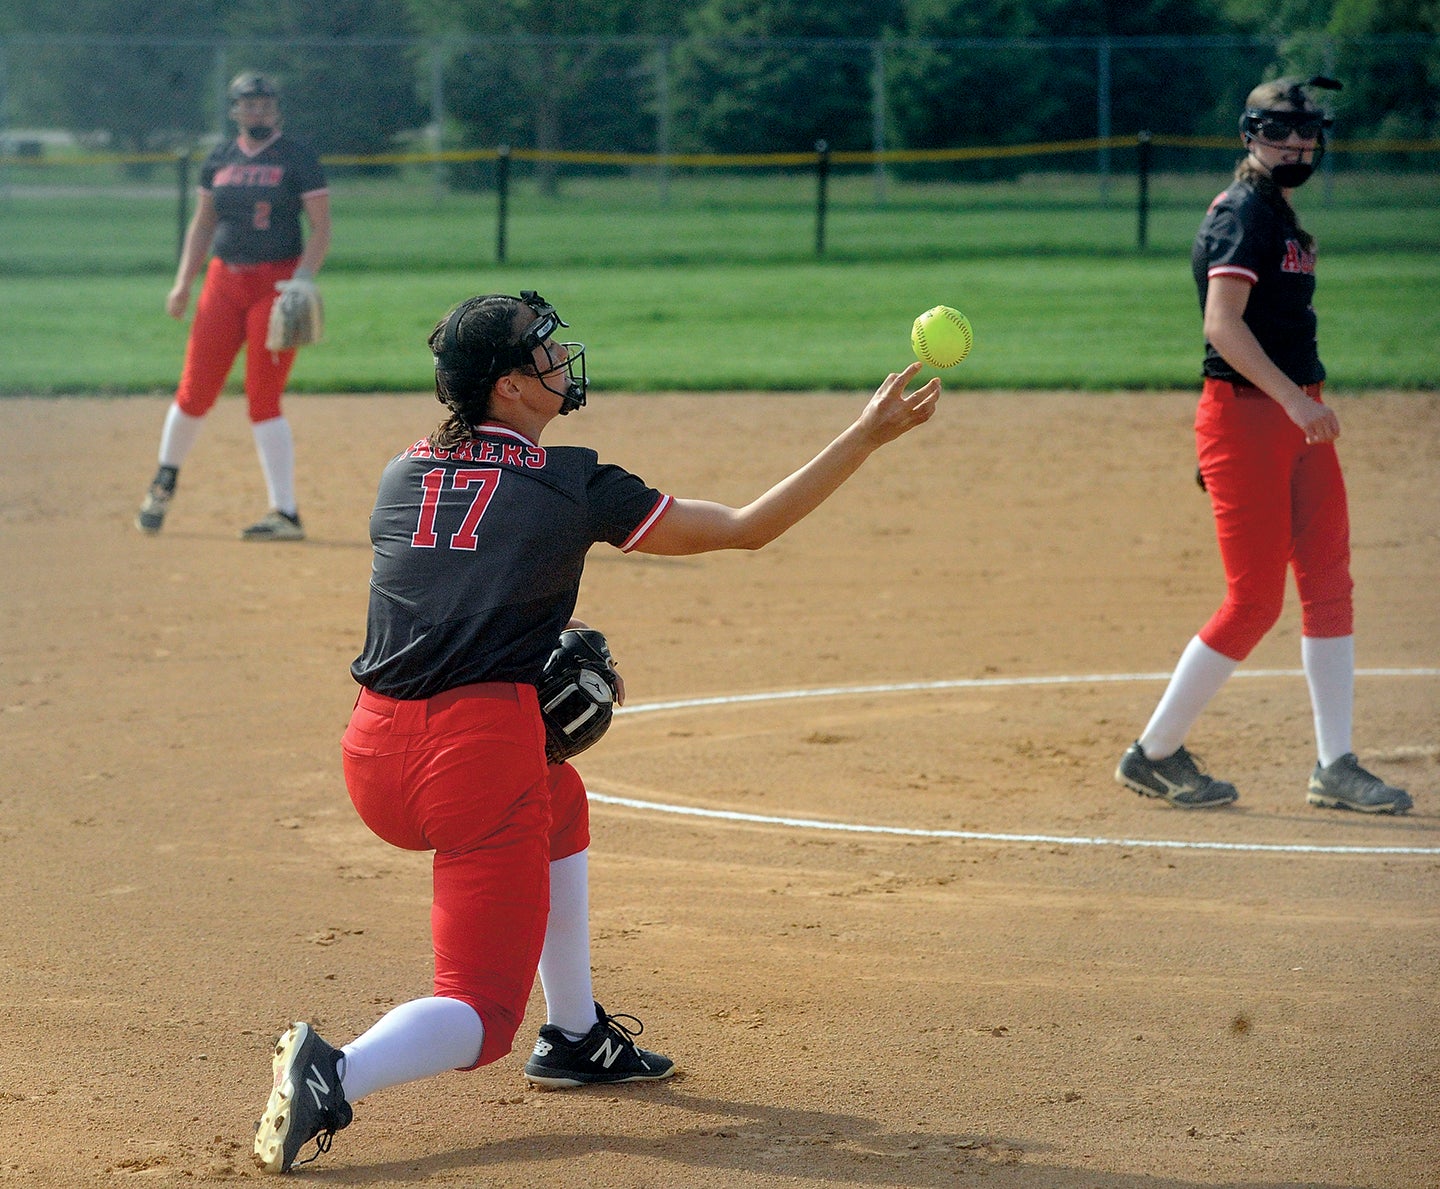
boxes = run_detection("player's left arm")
[294,192,331,278]
[634,361,939,556]
[1205,275,1338,444]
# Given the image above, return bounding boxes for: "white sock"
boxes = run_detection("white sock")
[157,403,205,470]
[1138,636,1238,760]
[538,851,598,1039]
[1303,635,1355,767]
[338,996,483,1103]
[251,416,297,516]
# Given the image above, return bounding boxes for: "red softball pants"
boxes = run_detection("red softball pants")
[341,682,591,1069]
[1194,378,1353,661]
[175,256,298,422]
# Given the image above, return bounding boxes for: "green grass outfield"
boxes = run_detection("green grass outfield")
[2,171,1436,393]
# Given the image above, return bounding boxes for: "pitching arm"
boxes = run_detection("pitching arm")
[633,362,939,557]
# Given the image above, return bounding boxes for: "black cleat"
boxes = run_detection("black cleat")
[1115,741,1239,808]
[253,1022,352,1174]
[1307,753,1412,814]
[524,1003,676,1090]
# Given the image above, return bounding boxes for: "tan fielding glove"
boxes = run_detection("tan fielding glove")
[266,272,324,351]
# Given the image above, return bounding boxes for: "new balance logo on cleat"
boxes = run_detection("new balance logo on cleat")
[523,1002,676,1090]
[304,1063,332,1109]
[253,1022,353,1174]
[590,1037,625,1069]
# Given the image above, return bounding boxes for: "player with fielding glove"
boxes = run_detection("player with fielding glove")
[252,290,939,1173]
[135,71,330,542]
[265,269,323,352]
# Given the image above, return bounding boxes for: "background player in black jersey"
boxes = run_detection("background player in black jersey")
[1114,76,1411,816]
[252,291,941,1173]
[136,72,330,542]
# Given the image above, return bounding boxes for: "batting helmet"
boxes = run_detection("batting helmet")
[228,72,280,103]
[537,629,618,764]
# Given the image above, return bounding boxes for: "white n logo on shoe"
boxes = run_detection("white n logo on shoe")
[304,1062,331,1109]
[590,1037,625,1069]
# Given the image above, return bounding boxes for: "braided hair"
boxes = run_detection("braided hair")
[427,295,528,449]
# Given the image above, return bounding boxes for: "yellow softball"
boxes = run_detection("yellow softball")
[911,305,974,368]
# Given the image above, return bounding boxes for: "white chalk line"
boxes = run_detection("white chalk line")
[597,667,1440,857]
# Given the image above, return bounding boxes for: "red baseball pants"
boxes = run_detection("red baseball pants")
[175,256,298,422]
[341,682,591,1069]
[1194,378,1353,661]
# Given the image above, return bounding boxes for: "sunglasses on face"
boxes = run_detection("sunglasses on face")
[1250,113,1326,141]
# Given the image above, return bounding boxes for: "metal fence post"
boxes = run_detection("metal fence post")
[1097,36,1112,205]
[496,144,510,264]
[1136,131,1152,251]
[871,40,887,206]
[655,37,672,206]
[814,139,829,257]
[176,150,191,263]
[430,42,446,203]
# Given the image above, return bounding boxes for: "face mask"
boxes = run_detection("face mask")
[1269,162,1314,188]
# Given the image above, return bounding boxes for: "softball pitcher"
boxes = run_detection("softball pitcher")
[252,291,940,1173]
[1115,76,1411,815]
[136,72,330,541]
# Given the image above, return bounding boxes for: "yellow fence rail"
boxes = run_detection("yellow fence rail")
[4,133,1438,171]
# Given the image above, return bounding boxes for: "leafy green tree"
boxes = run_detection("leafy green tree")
[406,0,677,192]
[668,0,906,153]
[7,1,227,152]
[887,0,1239,180]
[225,0,427,160]
[1218,0,1438,138]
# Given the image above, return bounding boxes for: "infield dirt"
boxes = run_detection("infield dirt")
[1,389,1436,1187]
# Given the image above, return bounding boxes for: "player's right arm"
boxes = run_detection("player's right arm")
[166,191,220,319]
[633,362,939,557]
[1204,274,1338,445]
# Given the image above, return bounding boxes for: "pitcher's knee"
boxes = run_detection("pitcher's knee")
[1200,598,1283,660]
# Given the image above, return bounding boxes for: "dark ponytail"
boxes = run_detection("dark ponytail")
[427,296,524,449]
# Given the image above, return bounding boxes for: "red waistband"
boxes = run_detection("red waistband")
[1205,378,1322,401]
[218,256,300,275]
[357,681,519,711]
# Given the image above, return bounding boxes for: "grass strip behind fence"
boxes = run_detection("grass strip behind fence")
[2,174,1436,393]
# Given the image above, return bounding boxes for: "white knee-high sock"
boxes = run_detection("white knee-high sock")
[1138,636,1238,760]
[338,996,484,1103]
[537,851,598,1038]
[1303,635,1355,767]
[157,403,205,470]
[251,416,297,516]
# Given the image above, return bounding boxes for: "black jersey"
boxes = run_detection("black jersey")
[1192,179,1324,386]
[200,134,327,265]
[351,425,671,700]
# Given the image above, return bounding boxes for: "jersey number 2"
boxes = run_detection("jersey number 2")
[411,467,501,550]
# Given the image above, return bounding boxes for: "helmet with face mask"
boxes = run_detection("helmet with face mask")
[431,291,588,423]
[227,72,280,140]
[1239,75,1341,188]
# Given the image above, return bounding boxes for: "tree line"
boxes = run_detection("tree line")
[3,0,1435,168]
